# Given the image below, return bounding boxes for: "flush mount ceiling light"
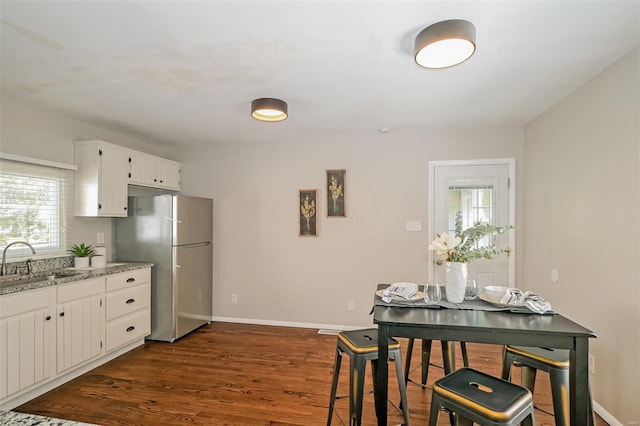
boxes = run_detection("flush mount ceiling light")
[414,19,476,69]
[251,98,288,122]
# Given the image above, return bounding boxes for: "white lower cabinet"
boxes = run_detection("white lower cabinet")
[0,267,151,407]
[104,269,151,352]
[0,288,55,400]
[55,278,103,374]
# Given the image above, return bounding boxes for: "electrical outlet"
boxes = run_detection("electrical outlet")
[347,301,355,312]
[589,354,595,374]
[96,232,105,244]
[231,294,238,304]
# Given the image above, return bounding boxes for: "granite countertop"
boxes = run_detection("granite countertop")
[0,262,153,296]
[0,411,98,425]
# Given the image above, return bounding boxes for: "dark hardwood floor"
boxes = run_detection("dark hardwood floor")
[16,322,606,425]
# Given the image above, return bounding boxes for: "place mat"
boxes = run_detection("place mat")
[373,285,555,314]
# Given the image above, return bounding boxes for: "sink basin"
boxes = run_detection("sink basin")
[47,270,86,280]
[0,275,48,288]
[0,270,86,289]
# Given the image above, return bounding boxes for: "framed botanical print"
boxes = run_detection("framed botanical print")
[299,189,318,236]
[326,169,346,217]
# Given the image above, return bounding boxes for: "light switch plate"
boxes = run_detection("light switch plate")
[96,232,105,244]
[406,220,422,232]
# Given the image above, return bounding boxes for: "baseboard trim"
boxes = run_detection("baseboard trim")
[210,316,363,332]
[593,400,623,426]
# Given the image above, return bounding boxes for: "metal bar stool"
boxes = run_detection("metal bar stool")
[404,338,469,387]
[327,328,410,426]
[429,367,535,426]
[501,345,594,426]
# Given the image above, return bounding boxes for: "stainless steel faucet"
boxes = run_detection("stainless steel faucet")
[1,241,37,276]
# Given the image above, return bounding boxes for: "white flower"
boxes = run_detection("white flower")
[429,233,461,259]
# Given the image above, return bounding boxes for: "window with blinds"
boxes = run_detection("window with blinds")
[448,185,495,247]
[0,159,72,259]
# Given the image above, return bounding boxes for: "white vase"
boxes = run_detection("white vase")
[74,256,90,268]
[445,261,468,303]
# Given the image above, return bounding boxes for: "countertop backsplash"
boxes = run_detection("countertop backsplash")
[2,255,74,276]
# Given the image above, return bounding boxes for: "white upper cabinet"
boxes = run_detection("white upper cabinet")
[75,140,181,217]
[128,150,180,191]
[74,140,129,217]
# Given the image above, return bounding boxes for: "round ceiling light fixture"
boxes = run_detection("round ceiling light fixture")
[414,19,476,69]
[251,98,288,122]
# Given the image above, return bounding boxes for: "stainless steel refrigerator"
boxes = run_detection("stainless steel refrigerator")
[116,194,213,342]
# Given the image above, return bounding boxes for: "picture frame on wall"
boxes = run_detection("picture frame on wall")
[299,189,318,237]
[326,169,346,217]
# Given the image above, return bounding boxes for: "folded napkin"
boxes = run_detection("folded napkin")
[381,282,418,303]
[499,288,553,314]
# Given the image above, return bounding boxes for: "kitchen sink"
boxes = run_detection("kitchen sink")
[0,270,87,289]
[47,270,86,279]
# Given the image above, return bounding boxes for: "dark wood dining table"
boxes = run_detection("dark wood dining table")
[372,284,596,426]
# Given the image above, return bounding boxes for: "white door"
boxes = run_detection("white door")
[429,160,515,288]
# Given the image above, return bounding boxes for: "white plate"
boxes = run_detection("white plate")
[376,289,424,301]
[479,293,524,308]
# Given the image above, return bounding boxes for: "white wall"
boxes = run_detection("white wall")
[168,130,524,328]
[0,96,173,260]
[523,48,639,423]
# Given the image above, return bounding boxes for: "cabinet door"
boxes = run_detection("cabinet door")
[0,307,54,400]
[157,158,181,190]
[56,295,103,374]
[128,150,157,187]
[99,144,129,217]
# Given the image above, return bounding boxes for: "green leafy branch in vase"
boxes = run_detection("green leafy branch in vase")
[300,195,316,233]
[429,211,515,264]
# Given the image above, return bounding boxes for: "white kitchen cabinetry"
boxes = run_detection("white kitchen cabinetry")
[55,278,103,374]
[0,267,152,410]
[128,150,180,190]
[0,288,55,401]
[74,140,129,217]
[104,269,151,352]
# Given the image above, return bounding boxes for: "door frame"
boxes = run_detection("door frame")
[428,158,516,285]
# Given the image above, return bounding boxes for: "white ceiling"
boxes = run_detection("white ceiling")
[1,1,639,148]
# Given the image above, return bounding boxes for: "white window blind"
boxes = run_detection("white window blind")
[0,159,72,259]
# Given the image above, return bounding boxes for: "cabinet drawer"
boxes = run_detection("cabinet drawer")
[106,268,150,292]
[105,310,150,352]
[105,284,150,321]
[57,278,102,303]
[0,287,51,319]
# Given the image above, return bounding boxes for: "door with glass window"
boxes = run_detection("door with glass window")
[430,161,514,287]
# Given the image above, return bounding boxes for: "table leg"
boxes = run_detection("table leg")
[571,337,593,426]
[441,341,456,374]
[376,325,389,426]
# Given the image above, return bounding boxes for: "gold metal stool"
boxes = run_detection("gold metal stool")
[327,328,410,426]
[501,345,594,426]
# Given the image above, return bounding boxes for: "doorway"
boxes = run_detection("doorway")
[428,159,515,287]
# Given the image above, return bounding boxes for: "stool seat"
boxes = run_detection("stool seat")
[327,328,410,426]
[504,345,569,368]
[338,329,401,354]
[430,368,535,426]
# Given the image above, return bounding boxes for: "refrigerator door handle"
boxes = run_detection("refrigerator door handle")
[177,241,211,248]
[164,216,183,224]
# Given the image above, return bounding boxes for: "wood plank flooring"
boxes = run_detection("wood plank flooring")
[16,322,606,425]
